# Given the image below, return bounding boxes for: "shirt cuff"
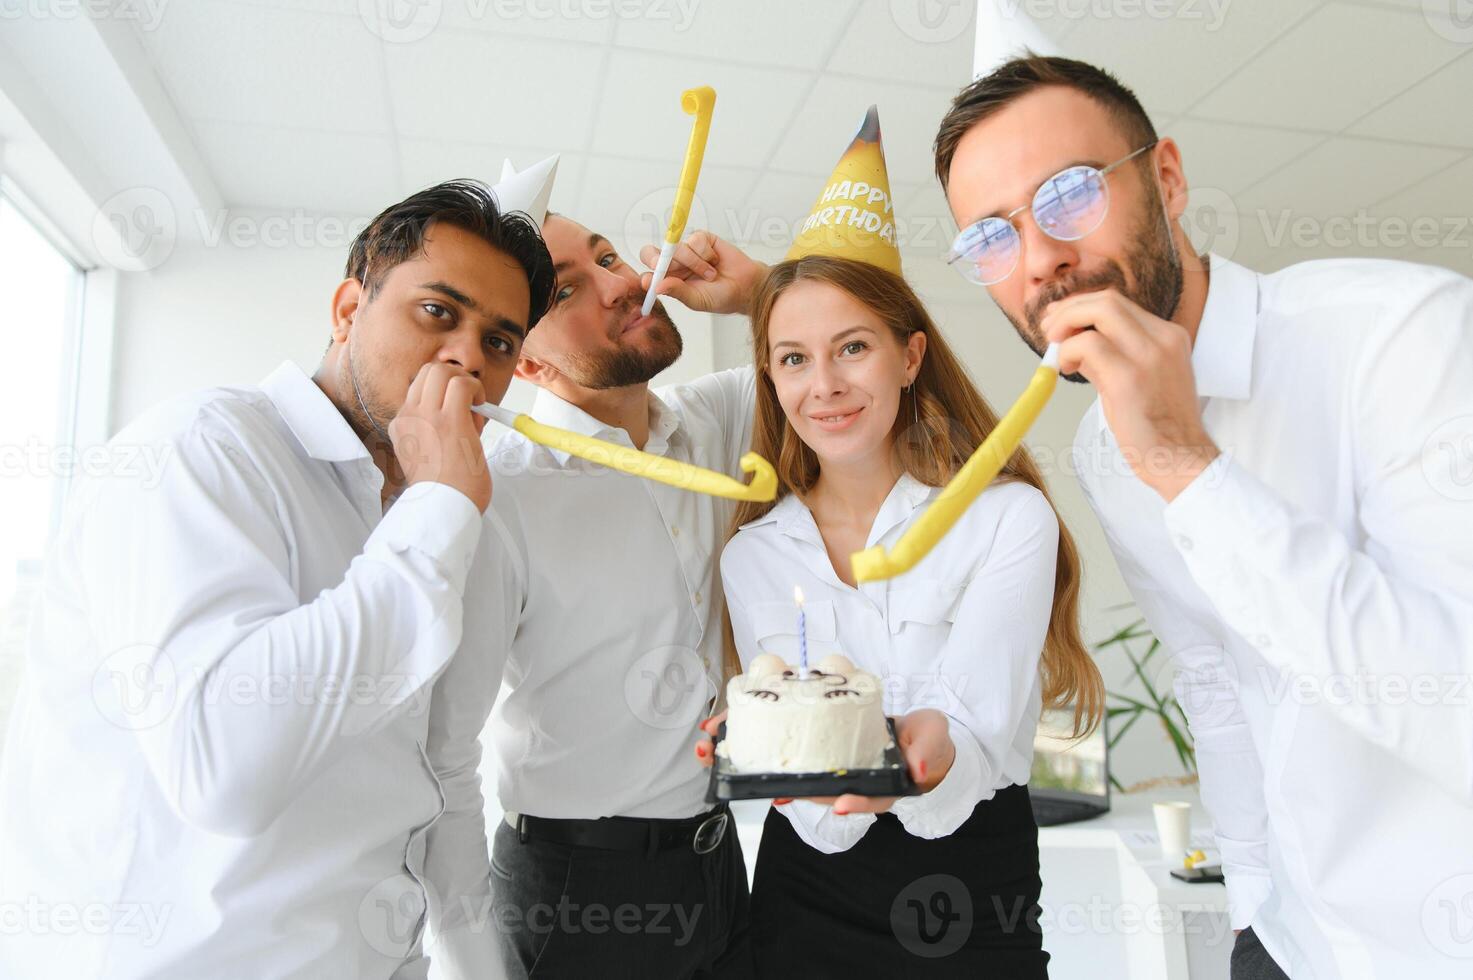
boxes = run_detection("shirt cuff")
[889,716,985,839]
[1224,870,1274,933]
[372,481,485,595]
[779,799,875,854]
[428,921,507,980]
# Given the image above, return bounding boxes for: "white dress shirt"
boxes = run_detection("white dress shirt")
[473,366,757,822]
[417,368,756,978]
[1073,253,1473,978]
[0,362,511,980]
[720,475,1058,853]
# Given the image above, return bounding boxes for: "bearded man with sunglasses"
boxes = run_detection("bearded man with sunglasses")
[934,54,1473,980]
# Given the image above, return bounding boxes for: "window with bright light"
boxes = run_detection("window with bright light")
[0,195,84,754]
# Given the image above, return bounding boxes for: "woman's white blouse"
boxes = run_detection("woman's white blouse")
[720,474,1059,853]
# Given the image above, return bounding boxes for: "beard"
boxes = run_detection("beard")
[558,300,684,390]
[341,336,399,441]
[1004,181,1184,385]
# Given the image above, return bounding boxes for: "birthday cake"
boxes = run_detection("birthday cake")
[719,653,891,774]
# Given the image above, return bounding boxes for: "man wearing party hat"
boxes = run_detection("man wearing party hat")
[934,54,1473,980]
[0,176,553,980]
[431,149,763,978]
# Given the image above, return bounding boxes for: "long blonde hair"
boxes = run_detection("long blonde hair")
[725,255,1104,737]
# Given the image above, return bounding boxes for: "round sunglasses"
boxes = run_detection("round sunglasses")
[945,140,1160,286]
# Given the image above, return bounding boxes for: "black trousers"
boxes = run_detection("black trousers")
[490,817,753,979]
[750,783,1050,979]
[1231,927,1290,980]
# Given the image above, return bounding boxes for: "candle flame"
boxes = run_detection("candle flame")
[793,585,804,605]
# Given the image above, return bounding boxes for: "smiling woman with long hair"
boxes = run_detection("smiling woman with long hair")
[705,254,1103,977]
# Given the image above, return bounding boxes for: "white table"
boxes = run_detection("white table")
[1038,787,1234,980]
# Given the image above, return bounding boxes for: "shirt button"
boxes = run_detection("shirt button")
[671,526,681,538]
[694,592,703,604]
[1176,535,1194,551]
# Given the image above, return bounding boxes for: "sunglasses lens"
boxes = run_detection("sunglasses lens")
[1033,165,1108,241]
[950,217,1020,285]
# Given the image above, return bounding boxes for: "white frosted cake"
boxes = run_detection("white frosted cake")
[719,653,891,774]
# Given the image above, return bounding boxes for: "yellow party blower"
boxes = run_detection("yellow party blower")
[850,344,1061,582]
[640,86,716,317]
[472,401,776,502]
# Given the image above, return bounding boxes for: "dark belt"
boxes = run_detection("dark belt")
[513,804,730,857]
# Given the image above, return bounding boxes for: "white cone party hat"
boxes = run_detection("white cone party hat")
[491,154,559,226]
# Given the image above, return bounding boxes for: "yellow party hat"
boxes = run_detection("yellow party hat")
[786,105,901,275]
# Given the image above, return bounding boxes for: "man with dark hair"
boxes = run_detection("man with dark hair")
[934,53,1473,980]
[0,180,552,979]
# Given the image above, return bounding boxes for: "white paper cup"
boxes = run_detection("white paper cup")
[1153,801,1192,863]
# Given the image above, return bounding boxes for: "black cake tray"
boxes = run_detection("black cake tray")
[707,717,920,803]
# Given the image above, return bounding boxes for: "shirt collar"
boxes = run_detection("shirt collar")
[1098,251,1259,436]
[527,384,684,465]
[259,361,369,463]
[739,472,937,546]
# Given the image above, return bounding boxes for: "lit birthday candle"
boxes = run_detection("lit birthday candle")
[793,585,808,676]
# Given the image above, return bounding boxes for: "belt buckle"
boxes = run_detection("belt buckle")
[692,810,728,855]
